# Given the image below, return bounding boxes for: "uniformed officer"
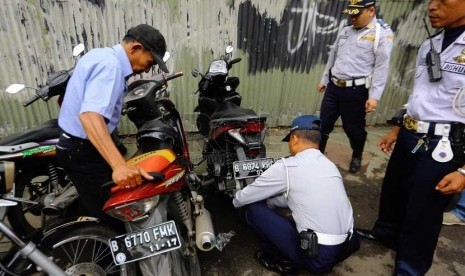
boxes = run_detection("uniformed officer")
[356,0,465,275]
[233,115,360,274]
[317,0,394,173]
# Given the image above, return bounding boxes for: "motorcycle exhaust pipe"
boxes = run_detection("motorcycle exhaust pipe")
[42,185,79,216]
[195,208,215,251]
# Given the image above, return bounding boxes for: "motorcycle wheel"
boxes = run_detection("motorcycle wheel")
[7,165,69,237]
[50,225,136,276]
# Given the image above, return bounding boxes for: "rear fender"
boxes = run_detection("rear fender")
[40,217,100,245]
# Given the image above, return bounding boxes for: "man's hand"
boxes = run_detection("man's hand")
[112,165,154,189]
[435,171,465,195]
[377,127,400,155]
[365,98,378,113]
[317,83,326,93]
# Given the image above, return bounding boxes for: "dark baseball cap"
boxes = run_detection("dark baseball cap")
[126,24,169,73]
[343,0,375,15]
[282,115,321,142]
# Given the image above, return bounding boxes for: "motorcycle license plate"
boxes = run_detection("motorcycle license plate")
[109,220,181,265]
[233,158,275,180]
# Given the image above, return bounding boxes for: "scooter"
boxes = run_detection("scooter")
[1,44,86,237]
[192,46,273,196]
[98,68,214,275]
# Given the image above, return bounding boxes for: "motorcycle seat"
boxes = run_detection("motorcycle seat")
[0,119,60,147]
[210,108,267,125]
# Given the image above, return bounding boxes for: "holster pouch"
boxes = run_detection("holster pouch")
[299,230,318,258]
[388,108,407,126]
[450,122,465,166]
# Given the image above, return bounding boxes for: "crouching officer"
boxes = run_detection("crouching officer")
[233,115,360,275]
[317,0,394,173]
[356,0,465,274]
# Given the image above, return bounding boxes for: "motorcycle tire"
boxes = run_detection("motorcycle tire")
[49,224,136,276]
[7,164,70,237]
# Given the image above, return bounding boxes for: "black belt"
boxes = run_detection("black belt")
[59,130,94,148]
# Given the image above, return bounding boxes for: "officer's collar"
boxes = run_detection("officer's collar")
[354,16,377,31]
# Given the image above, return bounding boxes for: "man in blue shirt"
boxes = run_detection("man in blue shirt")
[56,24,168,228]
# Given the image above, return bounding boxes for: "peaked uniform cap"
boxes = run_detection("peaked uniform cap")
[343,0,375,15]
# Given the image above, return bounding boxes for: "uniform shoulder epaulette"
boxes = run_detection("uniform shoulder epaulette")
[377,19,390,29]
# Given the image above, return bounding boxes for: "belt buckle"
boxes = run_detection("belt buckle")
[336,79,346,87]
[403,116,418,132]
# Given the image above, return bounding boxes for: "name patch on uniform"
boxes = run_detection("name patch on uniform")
[442,62,465,75]
[360,34,375,42]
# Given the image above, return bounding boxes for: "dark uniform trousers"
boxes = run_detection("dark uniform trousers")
[371,128,455,275]
[320,81,368,158]
[56,132,124,233]
[244,202,360,274]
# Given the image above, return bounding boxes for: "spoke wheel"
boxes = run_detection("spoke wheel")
[51,225,136,276]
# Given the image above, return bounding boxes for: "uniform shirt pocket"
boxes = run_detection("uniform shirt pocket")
[356,40,374,61]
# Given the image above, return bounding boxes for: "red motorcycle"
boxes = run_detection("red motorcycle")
[96,71,214,275]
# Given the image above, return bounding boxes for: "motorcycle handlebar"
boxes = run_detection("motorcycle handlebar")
[23,94,41,107]
[229,58,242,65]
[165,71,183,82]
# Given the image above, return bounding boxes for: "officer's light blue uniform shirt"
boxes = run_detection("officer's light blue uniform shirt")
[321,17,394,100]
[233,149,354,235]
[58,44,133,139]
[407,31,465,124]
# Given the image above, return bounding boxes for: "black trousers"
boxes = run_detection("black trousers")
[372,128,455,275]
[245,202,360,274]
[56,133,124,232]
[319,81,368,158]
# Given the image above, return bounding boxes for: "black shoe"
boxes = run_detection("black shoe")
[349,157,362,173]
[355,228,396,250]
[255,250,297,275]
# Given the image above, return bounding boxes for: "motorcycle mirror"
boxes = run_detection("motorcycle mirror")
[5,84,26,94]
[192,69,200,78]
[225,45,234,54]
[72,43,85,57]
[163,51,171,62]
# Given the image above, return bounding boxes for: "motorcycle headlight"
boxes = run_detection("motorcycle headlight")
[105,195,160,222]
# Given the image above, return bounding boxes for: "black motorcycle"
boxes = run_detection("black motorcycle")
[1,44,86,237]
[192,46,273,196]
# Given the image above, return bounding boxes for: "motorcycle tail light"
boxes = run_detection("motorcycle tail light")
[239,121,265,134]
[227,128,246,145]
[105,195,159,222]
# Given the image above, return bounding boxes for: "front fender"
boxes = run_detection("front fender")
[41,216,100,246]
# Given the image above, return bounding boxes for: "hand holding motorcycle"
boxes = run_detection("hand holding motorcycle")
[112,164,153,189]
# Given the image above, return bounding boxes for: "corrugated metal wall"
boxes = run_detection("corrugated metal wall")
[0,0,431,137]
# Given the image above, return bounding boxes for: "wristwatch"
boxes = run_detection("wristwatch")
[457,167,465,177]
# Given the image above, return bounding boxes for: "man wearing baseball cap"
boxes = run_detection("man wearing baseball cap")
[57,24,168,230]
[233,115,360,274]
[317,0,394,173]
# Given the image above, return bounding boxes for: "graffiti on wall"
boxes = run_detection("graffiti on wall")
[238,0,347,74]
